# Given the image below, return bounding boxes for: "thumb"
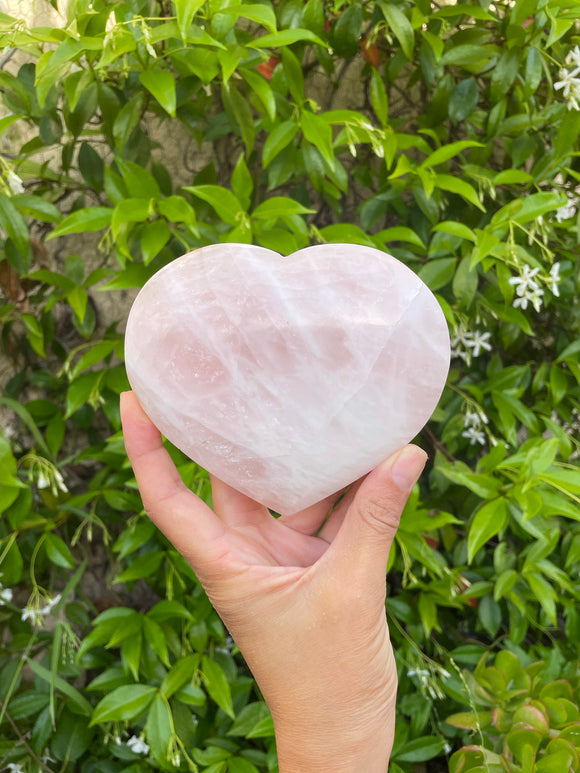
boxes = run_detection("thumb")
[329,445,427,584]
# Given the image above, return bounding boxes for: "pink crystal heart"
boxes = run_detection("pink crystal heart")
[125,243,450,514]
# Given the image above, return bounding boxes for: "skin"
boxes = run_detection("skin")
[120,391,427,773]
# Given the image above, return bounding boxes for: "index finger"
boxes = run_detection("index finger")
[120,391,226,567]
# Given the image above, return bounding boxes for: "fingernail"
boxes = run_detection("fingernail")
[391,446,428,492]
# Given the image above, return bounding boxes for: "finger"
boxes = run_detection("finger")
[120,391,226,566]
[317,476,366,543]
[277,488,347,536]
[326,445,427,584]
[209,473,267,527]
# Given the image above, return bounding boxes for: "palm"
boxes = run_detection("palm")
[200,474,354,569]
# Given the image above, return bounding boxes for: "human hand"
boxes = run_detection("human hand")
[120,391,427,773]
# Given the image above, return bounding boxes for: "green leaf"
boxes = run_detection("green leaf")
[478,594,502,637]
[70,340,117,380]
[491,192,566,228]
[0,396,53,459]
[115,550,165,583]
[263,121,298,167]
[158,195,196,225]
[78,141,104,191]
[556,338,580,362]
[281,47,304,103]
[490,49,520,101]
[27,660,93,716]
[8,691,49,720]
[301,110,334,169]
[141,219,171,264]
[139,69,176,116]
[452,256,478,308]
[418,258,457,292]
[421,140,484,169]
[376,226,425,248]
[185,184,244,224]
[201,656,234,719]
[231,153,254,212]
[494,569,518,601]
[241,67,276,121]
[249,29,327,49]
[493,169,533,185]
[228,702,272,738]
[143,616,170,666]
[221,4,276,33]
[438,464,502,499]
[51,710,94,762]
[440,44,494,70]
[90,684,156,724]
[393,736,447,763]
[252,197,314,220]
[13,194,61,223]
[434,174,485,211]
[524,570,557,624]
[433,221,477,243]
[468,498,508,563]
[65,371,103,418]
[331,4,362,58]
[228,759,260,773]
[0,194,29,259]
[370,69,389,126]
[524,46,543,97]
[449,77,479,122]
[175,0,208,40]
[146,693,173,763]
[48,207,112,239]
[378,1,414,60]
[303,0,324,36]
[45,533,75,569]
[161,654,199,698]
[318,223,376,247]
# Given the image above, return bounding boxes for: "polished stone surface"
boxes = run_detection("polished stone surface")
[125,243,450,514]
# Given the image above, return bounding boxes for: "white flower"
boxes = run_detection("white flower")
[565,45,580,76]
[407,668,430,678]
[443,743,452,754]
[464,410,488,430]
[53,470,68,494]
[508,264,540,296]
[39,594,61,615]
[141,24,156,58]
[0,587,13,604]
[549,262,561,296]
[127,735,150,755]
[37,470,50,489]
[6,764,25,773]
[462,426,486,445]
[451,325,473,346]
[21,593,61,624]
[466,330,492,357]
[6,170,24,195]
[555,198,577,222]
[555,67,580,110]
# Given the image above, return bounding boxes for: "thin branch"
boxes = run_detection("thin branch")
[0,48,15,69]
[0,700,53,773]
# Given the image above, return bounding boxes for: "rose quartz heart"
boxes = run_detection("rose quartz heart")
[125,243,450,514]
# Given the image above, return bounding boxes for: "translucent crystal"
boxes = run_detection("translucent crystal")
[125,243,450,514]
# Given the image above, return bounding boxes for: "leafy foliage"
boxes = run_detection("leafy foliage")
[0,0,579,771]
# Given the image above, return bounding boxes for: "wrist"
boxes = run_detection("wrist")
[273,703,395,773]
